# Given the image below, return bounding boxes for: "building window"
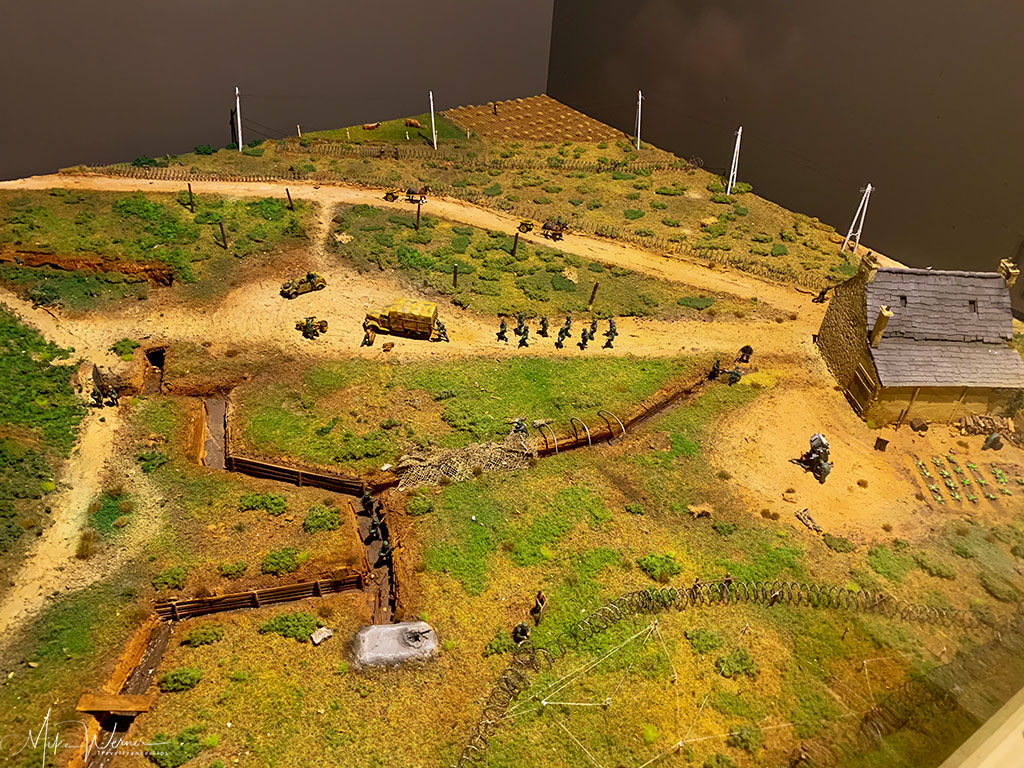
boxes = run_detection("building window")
[899,295,907,307]
[969,299,978,313]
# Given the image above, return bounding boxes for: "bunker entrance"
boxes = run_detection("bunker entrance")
[141,348,165,394]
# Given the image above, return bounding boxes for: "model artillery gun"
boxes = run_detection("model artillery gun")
[790,433,832,484]
[361,298,448,346]
[280,272,326,299]
[296,316,328,339]
[518,218,568,241]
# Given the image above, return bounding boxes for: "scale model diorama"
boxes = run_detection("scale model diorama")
[2,75,1023,768]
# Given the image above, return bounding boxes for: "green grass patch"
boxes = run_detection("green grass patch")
[685,628,724,654]
[303,504,341,533]
[258,611,321,642]
[637,552,683,583]
[239,492,287,516]
[715,647,758,678]
[158,666,202,692]
[867,543,915,582]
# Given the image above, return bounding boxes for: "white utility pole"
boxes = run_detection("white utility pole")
[235,87,243,151]
[429,90,437,150]
[842,183,874,253]
[725,126,742,195]
[635,90,644,150]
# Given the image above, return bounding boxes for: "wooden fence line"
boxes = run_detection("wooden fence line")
[153,573,364,620]
[225,454,365,495]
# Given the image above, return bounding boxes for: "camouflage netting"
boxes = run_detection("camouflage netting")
[396,433,535,489]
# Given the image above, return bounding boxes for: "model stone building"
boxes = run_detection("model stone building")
[816,254,1024,425]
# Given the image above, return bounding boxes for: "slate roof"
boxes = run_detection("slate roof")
[865,268,1013,343]
[871,339,1024,388]
[863,268,1024,389]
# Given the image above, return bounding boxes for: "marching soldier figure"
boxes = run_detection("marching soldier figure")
[513,312,526,337]
[737,345,753,364]
[602,334,614,349]
[562,315,572,334]
[496,318,508,342]
[708,358,721,380]
[588,317,598,342]
[361,490,374,514]
[555,327,568,350]
[367,510,382,541]
[538,316,549,337]
[435,320,449,343]
[604,318,617,338]
[578,328,589,350]
[518,325,530,348]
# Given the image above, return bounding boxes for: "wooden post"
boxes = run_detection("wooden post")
[416,200,422,230]
[187,183,194,213]
[218,221,228,249]
[297,124,302,138]
[511,230,520,258]
[286,188,294,211]
[453,263,459,288]
[588,281,600,307]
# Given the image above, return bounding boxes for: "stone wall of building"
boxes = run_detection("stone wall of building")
[816,270,870,389]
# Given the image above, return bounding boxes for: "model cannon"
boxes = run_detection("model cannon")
[280,272,326,299]
[296,317,328,339]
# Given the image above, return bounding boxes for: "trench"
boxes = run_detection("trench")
[140,348,165,395]
[200,395,398,623]
[85,623,173,768]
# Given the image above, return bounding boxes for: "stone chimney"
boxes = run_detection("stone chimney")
[998,258,1019,288]
[870,305,893,348]
[858,250,879,282]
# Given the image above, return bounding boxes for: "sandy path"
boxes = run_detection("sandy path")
[1,173,812,312]
[0,411,117,644]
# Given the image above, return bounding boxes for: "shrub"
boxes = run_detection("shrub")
[662,218,681,227]
[148,725,206,768]
[624,209,645,220]
[704,754,736,768]
[655,185,687,196]
[239,492,287,516]
[867,544,914,582]
[685,628,723,654]
[152,566,187,591]
[483,628,516,657]
[407,491,435,516]
[158,667,202,692]
[303,505,341,533]
[731,181,753,194]
[771,243,789,256]
[612,170,636,180]
[258,611,321,642]
[138,451,168,473]
[483,183,502,197]
[715,647,758,678]
[587,261,605,273]
[625,503,645,516]
[823,533,855,553]
[980,571,1017,602]
[913,552,956,580]
[641,724,658,744]
[182,626,224,647]
[262,547,301,575]
[712,522,736,537]
[218,561,246,579]
[726,725,763,755]
[109,338,140,361]
[637,553,682,582]
[678,296,715,311]
[710,193,732,204]
[952,542,976,559]
[193,145,215,155]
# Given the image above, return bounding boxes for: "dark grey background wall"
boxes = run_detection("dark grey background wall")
[0,0,553,180]
[547,0,1024,275]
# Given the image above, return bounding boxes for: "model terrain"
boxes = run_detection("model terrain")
[2,95,1024,768]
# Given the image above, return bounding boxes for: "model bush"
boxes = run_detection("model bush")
[181,625,224,647]
[637,553,682,583]
[726,725,763,755]
[677,296,715,311]
[148,725,206,768]
[303,505,341,533]
[407,491,434,516]
[261,547,301,575]
[685,628,723,654]
[771,243,789,256]
[715,647,758,678]
[218,561,247,579]
[913,551,956,579]
[482,628,516,657]
[158,667,202,692]
[109,338,140,361]
[258,611,321,642]
[152,566,187,591]
[823,533,855,553]
[239,492,287,516]
[623,209,645,220]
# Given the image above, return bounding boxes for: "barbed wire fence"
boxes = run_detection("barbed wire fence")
[454,579,1022,767]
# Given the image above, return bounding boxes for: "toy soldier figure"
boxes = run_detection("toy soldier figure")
[377,539,393,565]
[604,318,617,338]
[512,622,531,646]
[602,334,614,349]
[518,325,530,348]
[513,312,526,337]
[367,510,382,541]
[530,590,548,625]
[791,433,832,484]
[812,287,831,304]
[361,330,373,347]
[578,328,589,350]
[496,318,508,342]
[737,345,753,364]
[588,317,598,341]
[512,418,529,436]
[563,315,572,333]
[708,358,721,380]
[982,432,1004,451]
[555,327,567,349]
[361,491,374,513]
[538,316,549,337]
[727,369,742,385]
[435,320,449,343]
